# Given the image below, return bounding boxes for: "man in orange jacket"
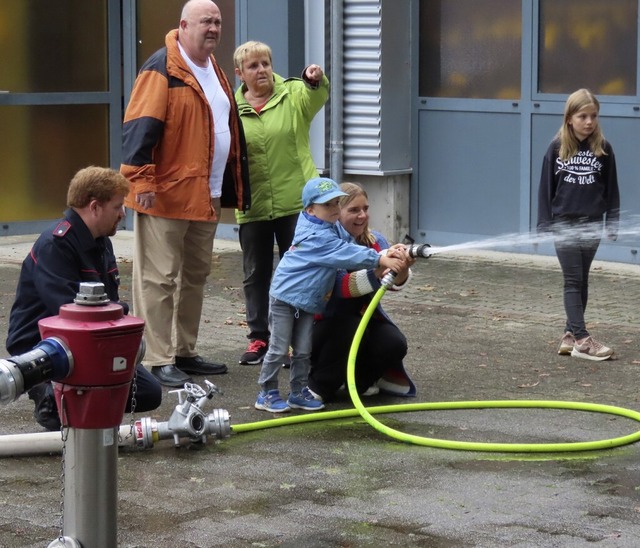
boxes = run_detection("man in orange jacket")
[121,0,249,387]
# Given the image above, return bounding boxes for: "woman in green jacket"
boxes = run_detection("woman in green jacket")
[233,40,330,365]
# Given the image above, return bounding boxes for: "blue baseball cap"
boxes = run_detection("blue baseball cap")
[302,177,348,208]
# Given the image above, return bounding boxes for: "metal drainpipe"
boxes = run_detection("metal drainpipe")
[330,0,344,182]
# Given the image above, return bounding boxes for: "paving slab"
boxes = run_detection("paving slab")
[1,231,639,547]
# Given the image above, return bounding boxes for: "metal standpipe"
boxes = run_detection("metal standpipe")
[47,429,120,548]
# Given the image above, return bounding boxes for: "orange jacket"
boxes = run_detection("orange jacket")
[121,29,249,221]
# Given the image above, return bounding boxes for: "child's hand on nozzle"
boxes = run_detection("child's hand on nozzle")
[378,254,404,274]
[385,245,415,285]
[386,243,405,258]
[387,244,417,269]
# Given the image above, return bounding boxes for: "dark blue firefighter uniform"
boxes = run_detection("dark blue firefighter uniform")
[5,208,161,429]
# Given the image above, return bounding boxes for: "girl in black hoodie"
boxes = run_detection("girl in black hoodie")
[537,88,620,361]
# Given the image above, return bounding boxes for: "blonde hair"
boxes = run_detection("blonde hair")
[557,88,607,161]
[233,40,272,71]
[339,182,377,247]
[67,166,130,208]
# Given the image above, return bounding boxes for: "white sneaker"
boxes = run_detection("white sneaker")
[361,383,380,396]
[377,375,411,395]
[571,336,613,361]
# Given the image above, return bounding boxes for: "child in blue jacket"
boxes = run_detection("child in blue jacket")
[255,177,404,413]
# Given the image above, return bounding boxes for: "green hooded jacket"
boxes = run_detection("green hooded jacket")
[234,72,330,224]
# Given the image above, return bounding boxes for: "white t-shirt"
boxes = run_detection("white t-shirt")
[178,42,231,198]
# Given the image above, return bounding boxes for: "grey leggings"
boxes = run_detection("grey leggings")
[553,224,601,340]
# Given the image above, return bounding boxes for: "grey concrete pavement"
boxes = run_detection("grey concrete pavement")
[1,231,640,547]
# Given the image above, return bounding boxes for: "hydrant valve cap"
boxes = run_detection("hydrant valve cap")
[74,281,109,306]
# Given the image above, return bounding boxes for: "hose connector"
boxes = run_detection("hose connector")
[0,338,72,404]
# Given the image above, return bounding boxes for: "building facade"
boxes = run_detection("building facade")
[1,0,639,263]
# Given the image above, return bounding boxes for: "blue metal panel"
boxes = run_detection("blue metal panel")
[379,0,411,171]
[236,0,305,78]
[108,0,123,169]
[529,112,562,234]
[417,109,521,239]
[607,116,640,263]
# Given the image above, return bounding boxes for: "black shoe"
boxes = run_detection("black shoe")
[151,365,193,387]
[28,382,61,431]
[175,355,228,375]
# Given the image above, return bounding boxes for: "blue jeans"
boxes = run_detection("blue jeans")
[239,215,298,342]
[553,222,601,340]
[258,297,314,395]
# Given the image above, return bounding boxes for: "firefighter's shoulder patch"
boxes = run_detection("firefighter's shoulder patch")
[53,220,71,238]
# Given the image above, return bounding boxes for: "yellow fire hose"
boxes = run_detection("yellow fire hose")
[232,273,640,453]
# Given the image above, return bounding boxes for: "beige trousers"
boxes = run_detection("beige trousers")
[132,201,220,366]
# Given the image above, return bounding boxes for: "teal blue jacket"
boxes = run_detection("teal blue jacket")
[270,212,381,314]
[234,72,330,224]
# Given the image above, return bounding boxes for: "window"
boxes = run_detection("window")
[0,105,108,222]
[419,0,522,99]
[0,0,110,224]
[538,0,637,95]
[0,0,108,93]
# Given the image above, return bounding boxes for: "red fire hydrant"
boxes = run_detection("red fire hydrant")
[39,281,145,548]
[39,282,144,428]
